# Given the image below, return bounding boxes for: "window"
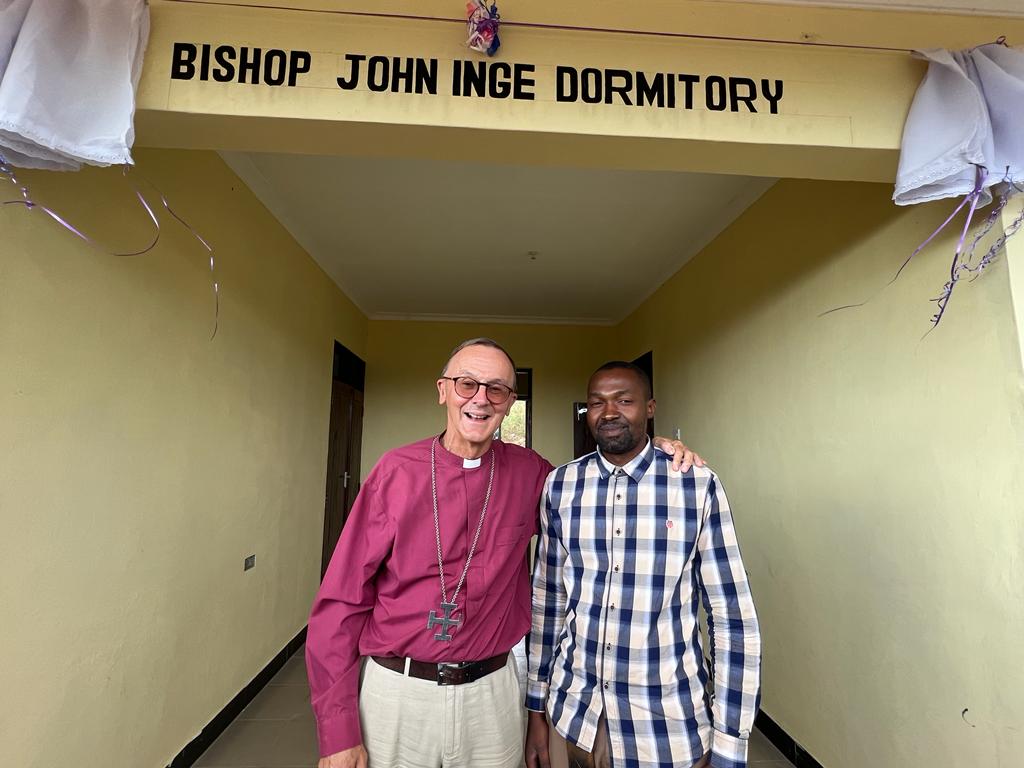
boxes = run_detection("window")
[497,368,532,448]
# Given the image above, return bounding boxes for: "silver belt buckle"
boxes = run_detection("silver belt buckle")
[436,662,470,686]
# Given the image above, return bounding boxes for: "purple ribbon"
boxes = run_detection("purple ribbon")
[1,155,219,339]
[821,164,1024,331]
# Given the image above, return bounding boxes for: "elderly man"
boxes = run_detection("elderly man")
[306,339,701,768]
[525,361,760,768]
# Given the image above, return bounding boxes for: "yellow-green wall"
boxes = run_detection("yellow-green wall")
[0,149,367,768]
[6,154,1024,768]
[362,321,613,474]
[616,179,1024,767]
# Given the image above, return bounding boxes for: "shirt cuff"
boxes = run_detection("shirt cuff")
[315,708,362,758]
[524,681,549,712]
[709,728,749,768]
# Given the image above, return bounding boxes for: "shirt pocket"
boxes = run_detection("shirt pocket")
[652,512,697,585]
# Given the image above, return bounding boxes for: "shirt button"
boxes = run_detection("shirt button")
[614,565,620,572]
[615,528,621,535]
[616,494,622,500]
[610,604,616,610]
[604,682,609,689]
[606,644,612,650]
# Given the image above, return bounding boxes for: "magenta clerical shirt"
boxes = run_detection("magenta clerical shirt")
[306,435,553,756]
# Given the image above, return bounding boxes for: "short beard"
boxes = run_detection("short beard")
[595,429,641,456]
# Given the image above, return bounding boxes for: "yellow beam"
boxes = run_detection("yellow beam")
[134,113,899,182]
[163,0,1024,52]
[135,1,1022,181]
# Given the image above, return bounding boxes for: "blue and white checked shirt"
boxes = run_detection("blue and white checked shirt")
[526,441,761,768]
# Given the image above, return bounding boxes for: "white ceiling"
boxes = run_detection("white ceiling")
[221,152,775,325]
[214,0,1022,325]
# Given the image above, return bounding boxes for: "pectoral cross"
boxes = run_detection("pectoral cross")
[427,602,460,641]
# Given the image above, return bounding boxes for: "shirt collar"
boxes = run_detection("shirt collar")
[433,432,496,470]
[596,438,654,481]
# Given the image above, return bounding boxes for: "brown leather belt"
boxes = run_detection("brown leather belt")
[371,651,509,686]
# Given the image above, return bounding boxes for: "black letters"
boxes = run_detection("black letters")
[705,75,727,111]
[461,60,486,97]
[337,54,364,90]
[170,42,196,80]
[513,63,535,100]
[391,57,415,93]
[556,66,578,102]
[580,68,602,104]
[414,58,438,94]
[729,77,757,113]
[604,69,633,106]
[454,59,531,99]
[762,79,784,114]
[199,43,211,81]
[677,74,699,110]
[212,45,235,82]
[452,59,462,95]
[264,49,287,86]
[170,44,784,115]
[367,56,389,92]
[488,62,512,99]
[289,51,311,86]
[238,47,260,85]
[171,42,311,87]
[636,71,665,108]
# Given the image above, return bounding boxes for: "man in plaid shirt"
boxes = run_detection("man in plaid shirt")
[525,361,761,768]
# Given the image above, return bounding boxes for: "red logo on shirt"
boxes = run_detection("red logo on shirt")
[666,520,674,529]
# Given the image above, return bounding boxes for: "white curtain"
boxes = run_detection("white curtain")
[0,0,149,170]
[894,42,1024,206]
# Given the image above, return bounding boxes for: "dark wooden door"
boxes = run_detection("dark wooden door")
[321,381,364,577]
[572,401,597,459]
[632,351,655,439]
[346,390,364,516]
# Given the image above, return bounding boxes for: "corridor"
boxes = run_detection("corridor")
[192,646,792,767]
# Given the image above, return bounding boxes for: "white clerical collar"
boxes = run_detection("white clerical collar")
[463,456,482,469]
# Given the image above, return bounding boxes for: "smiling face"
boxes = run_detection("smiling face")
[586,367,656,465]
[436,344,517,458]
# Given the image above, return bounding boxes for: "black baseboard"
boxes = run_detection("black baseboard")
[168,626,307,768]
[756,710,825,768]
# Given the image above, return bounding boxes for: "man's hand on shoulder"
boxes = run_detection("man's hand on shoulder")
[319,744,367,768]
[524,711,551,768]
[652,436,706,473]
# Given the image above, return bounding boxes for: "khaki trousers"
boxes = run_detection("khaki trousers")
[358,656,525,768]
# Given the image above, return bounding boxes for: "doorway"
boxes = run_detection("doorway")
[632,350,656,441]
[320,341,366,578]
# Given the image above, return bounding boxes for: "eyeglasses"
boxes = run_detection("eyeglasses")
[441,376,515,405]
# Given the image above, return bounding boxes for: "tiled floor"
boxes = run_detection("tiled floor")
[195,646,791,767]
